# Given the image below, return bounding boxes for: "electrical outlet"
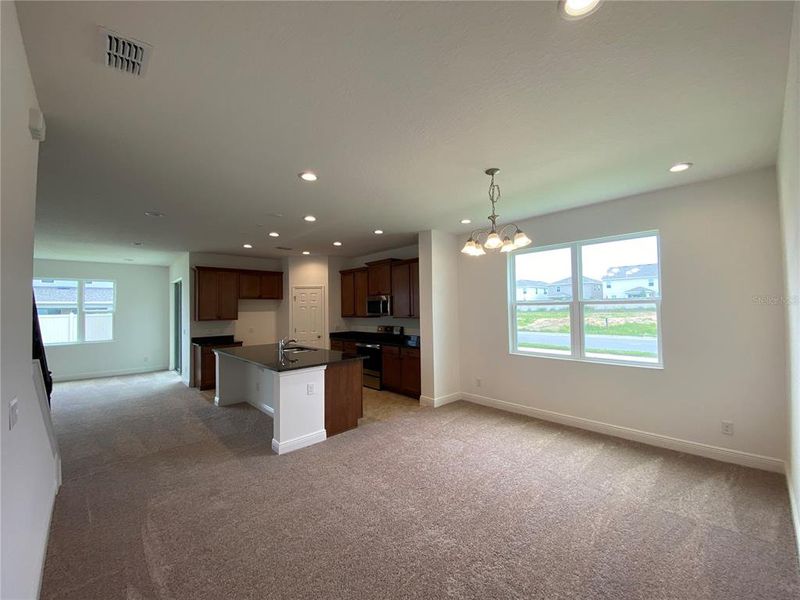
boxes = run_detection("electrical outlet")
[307,383,315,395]
[721,420,734,435]
[9,397,18,430]
[475,378,482,388]
[255,382,260,392]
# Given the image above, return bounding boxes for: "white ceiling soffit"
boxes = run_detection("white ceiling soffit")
[16,1,793,266]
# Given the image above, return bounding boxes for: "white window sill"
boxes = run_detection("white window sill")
[509,350,663,370]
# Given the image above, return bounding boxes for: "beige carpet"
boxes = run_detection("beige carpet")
[41,372,799,600]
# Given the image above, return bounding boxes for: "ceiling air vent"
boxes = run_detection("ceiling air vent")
[98,27,152,77]
[275,246,294,251]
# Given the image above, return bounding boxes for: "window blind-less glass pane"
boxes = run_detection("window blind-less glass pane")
[515,304,572,355]
[83,280,115,312]
[514,247,572,302]
[581,235,660,300]
[583,303,659,363]
[85,313,113,342]
[33,279,79,344]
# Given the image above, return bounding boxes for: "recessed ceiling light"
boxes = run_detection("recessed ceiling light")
[302,251,311,255]
[298,172,318,182]
[243,243,253,249]
[332,241,343,247]
[268,231,280,237]
[373,229,384,235]
[304,215,316,222]
[559,0,602,20]
[460,219,472,225]
[669,162,693,173]
[144,211,164,218]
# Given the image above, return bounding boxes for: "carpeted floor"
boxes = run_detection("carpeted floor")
[41,371,799,600]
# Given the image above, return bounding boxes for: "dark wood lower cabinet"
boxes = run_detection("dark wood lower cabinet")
[400,347,421,397]
[193,342,242,390]
[325,360,363,436]
[381,345,402,391]
[381,345,420,399]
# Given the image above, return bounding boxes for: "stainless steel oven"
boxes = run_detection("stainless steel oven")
[366,295,391,317]
[355,343,382,389]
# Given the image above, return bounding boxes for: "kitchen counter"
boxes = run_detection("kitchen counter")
[214,343,364,372]
[213,344,365,454]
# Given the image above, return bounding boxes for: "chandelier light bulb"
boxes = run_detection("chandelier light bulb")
[500,237,515,253]
[514,230,532,248]
[461,239,475,254]
[484,232,502,249]
[474,243,486,256]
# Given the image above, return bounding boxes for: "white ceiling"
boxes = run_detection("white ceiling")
[17,1,793,266]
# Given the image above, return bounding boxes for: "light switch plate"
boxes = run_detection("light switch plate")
[307,383,314,396]
[9,397,19,430]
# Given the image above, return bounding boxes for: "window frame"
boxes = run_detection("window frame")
[34,278,117,346]
[508,231,663,369]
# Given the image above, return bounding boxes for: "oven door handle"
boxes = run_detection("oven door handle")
[355,343,381,349]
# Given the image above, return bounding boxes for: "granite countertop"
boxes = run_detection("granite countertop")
[214,343,365,372]
[192,335,239,346]
[329,331,420,347]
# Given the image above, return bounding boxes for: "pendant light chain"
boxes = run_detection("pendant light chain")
[461,168,532,256]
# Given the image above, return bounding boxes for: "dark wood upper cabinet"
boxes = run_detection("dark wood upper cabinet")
[238,270,282,300]
[409,259,419,318]
[259,272,283,299]
[196,268,219,321]
[217,270,239,320]
[239,272,261,299]
[197,267,282,321]
[391,262,411,317]
[366,259,395,296]
[391,259,419,318]
[353,268,369,317]
[340,270,355,317]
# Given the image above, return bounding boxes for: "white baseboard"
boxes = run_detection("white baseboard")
[786,466,800,565]
[271,429,327,455]
[248,400,274,417]
[420,392,461,408]
[52,365,169,382]
[462,392,785,473]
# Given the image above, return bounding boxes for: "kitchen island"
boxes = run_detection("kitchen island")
[214,344,365,454]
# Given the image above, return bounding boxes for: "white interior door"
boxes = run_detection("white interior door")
[292,286,324,347]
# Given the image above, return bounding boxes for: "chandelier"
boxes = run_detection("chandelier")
[461,168,532,256]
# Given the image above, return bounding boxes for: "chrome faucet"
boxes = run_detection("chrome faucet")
[278,336,297,353]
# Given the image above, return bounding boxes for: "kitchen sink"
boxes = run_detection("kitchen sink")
[282,347,317,354]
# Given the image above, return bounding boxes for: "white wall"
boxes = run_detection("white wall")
[419,231,461,405]
[458,169,787,464]
[778,3,800,539]
[33,259,169,381]
[1,3,59,597]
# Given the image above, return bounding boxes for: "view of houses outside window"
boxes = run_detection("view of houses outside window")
[33,279,115,345]
[511,232,660,365]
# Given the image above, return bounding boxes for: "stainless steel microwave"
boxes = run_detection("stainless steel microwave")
[366,295,391,317]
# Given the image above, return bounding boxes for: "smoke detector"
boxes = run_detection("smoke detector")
[98,27,152,77]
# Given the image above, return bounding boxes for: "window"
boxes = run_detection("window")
[34,279,115,345]
[510,232,661,366]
